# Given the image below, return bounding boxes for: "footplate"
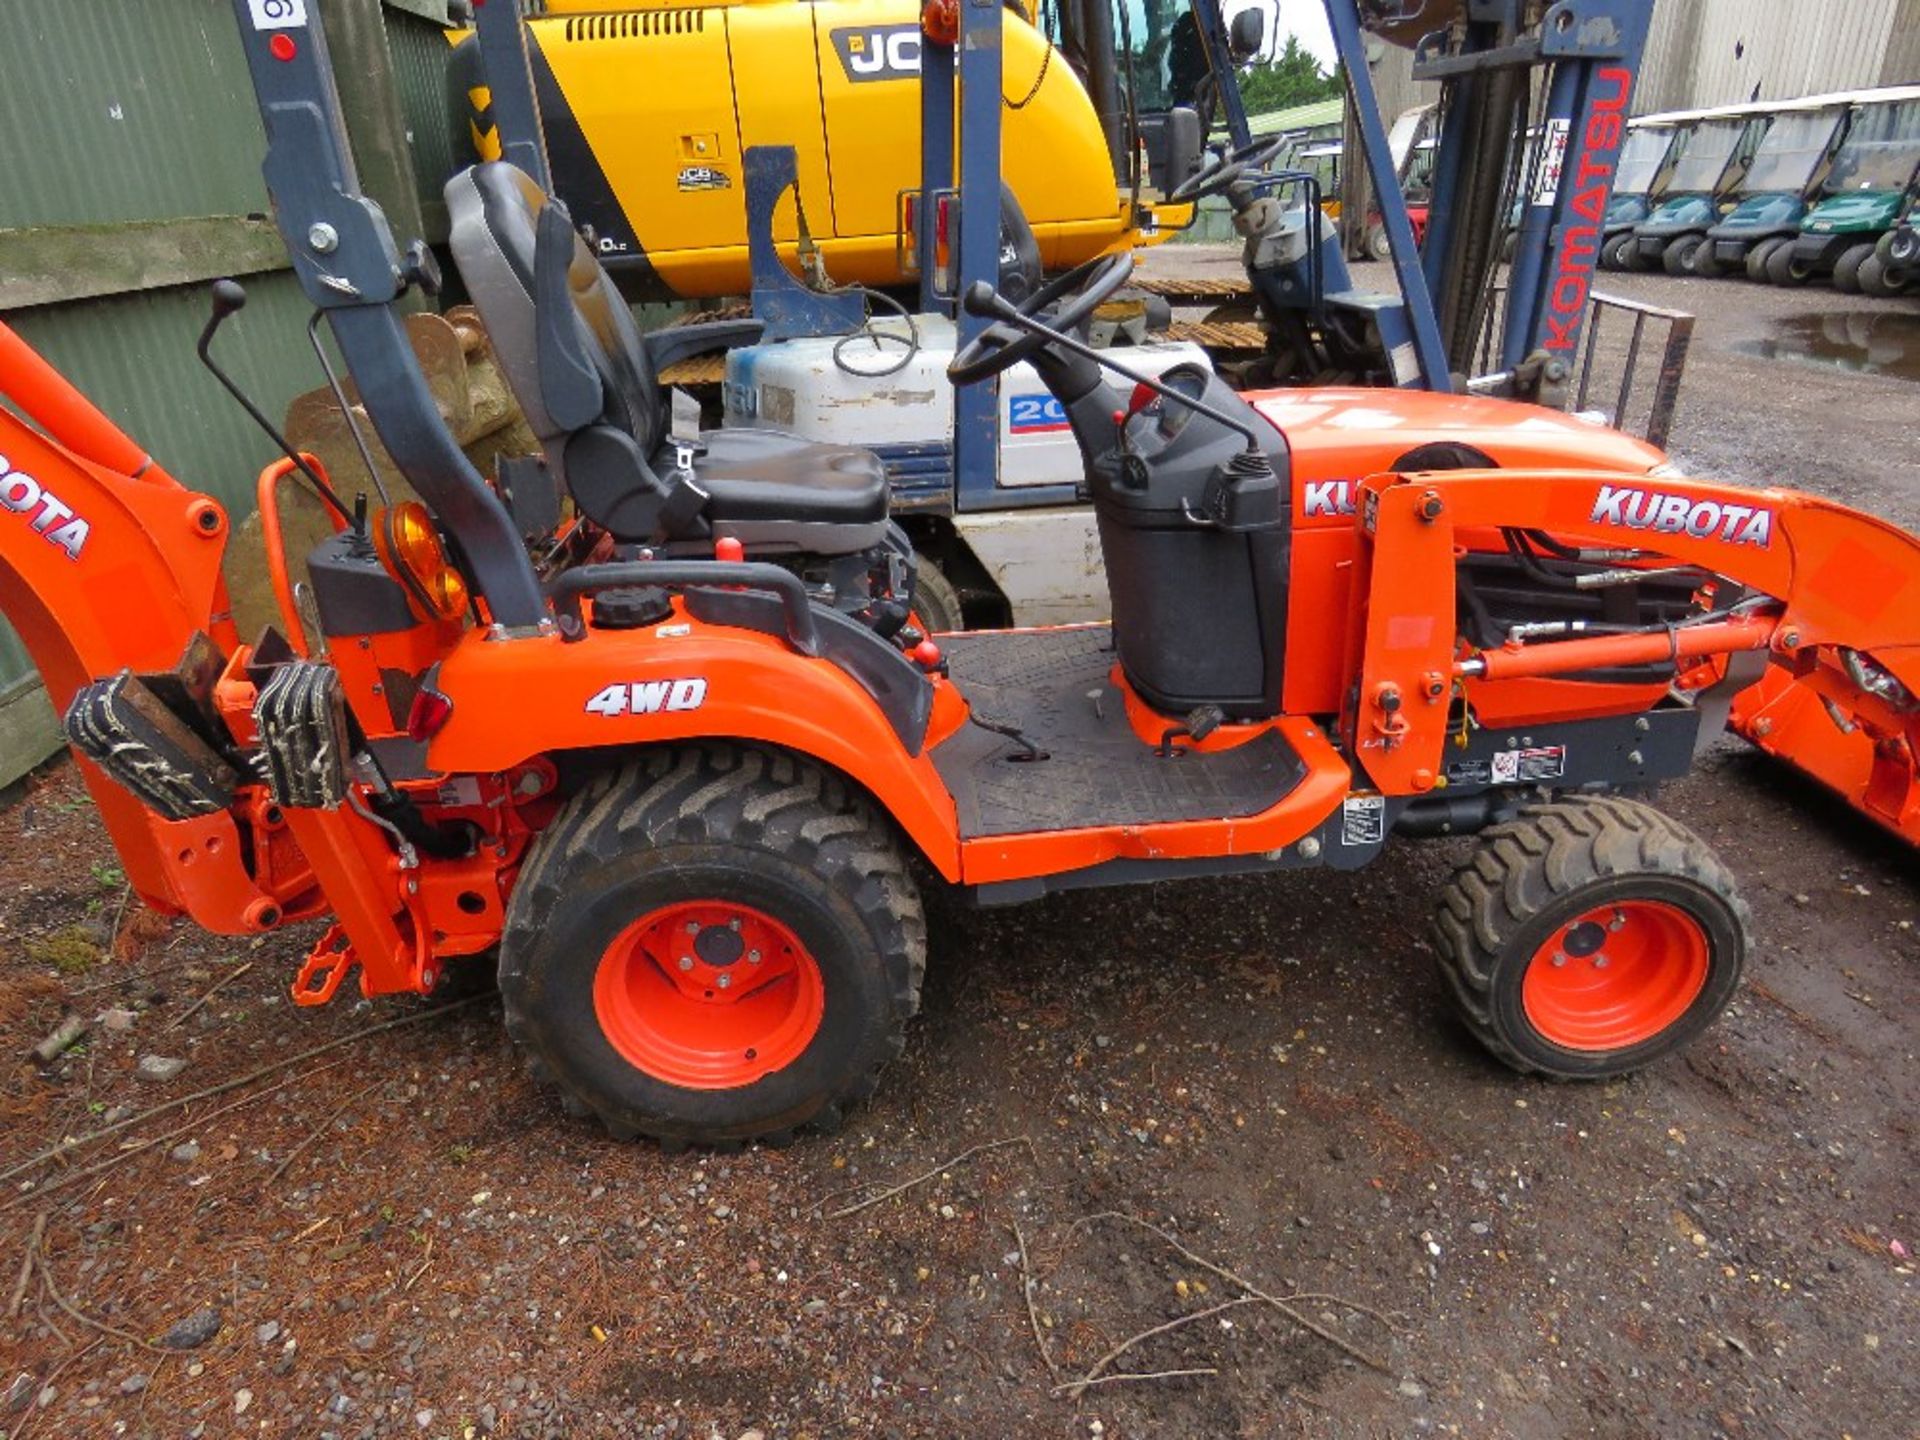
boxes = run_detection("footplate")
[252,662,353,809]
[293,923,358,1005]
[63,672,239,821]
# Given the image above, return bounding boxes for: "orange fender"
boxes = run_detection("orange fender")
[425,609,966,881]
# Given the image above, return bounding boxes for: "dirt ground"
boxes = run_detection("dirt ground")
[1,257,1915,1440]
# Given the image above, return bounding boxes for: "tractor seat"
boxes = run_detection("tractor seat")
[446,162,888,554]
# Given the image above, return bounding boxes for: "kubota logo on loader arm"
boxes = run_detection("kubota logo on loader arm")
[0,453,90,560]
[1589,484,1774,547]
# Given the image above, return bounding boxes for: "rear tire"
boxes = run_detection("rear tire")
[1619,236,1650,272]
[1833,243,1875,294]
[1765,242,1807,287]
[1662,234,1704,276]
[1430,794,1748,1079]
[1745,237,1784,282]
[1690,241,1724,278]
[500,746,925,1147]
[910,558,965,634]
[1367,224,1393,262]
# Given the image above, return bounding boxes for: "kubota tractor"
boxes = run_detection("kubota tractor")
[7,1,1920,1149]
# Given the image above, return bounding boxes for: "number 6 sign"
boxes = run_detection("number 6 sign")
[247,0,308,29]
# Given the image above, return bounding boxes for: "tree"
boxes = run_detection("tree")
[1237,33,1341,116]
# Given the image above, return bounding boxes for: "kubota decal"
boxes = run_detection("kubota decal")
[1589,484,1773,547]
[0,453,90,561]
[830,25,921,83]
[584,679,708,717]
[1301,479,1356,517]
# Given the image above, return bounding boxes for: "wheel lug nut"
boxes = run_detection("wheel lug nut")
[677,956,694,972]
[685,921,700,935]
[1551,952,1567,967]
[729,917,741,931]
[716,973,732,989]
[1609,911,1626,931]
[1593,954,1609,969]
[748,950,761,964]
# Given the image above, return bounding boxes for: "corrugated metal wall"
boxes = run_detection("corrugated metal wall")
[0,0,453,786]
[1637,0,1911,113]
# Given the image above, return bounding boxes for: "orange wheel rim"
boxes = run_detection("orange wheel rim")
[592,901,824,1090]
[1521,900,1710,1052]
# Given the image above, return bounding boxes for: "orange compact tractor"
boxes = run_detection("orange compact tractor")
[5,4,1919,1148]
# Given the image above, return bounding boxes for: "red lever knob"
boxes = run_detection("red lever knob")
[715,537,744,563]
[912,639,943,668]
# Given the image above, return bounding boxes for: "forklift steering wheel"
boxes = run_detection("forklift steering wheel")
[946,252,1136,385]
[1169,135,1290,204]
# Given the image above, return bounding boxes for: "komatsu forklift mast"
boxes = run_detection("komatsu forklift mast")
[1369,0,1658,387]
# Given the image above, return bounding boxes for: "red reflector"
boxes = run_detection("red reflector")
[269,33,297,61]
[406,688,455,743]
[715,536,745,563]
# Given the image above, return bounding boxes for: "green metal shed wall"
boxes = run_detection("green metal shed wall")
[0,0,453,787]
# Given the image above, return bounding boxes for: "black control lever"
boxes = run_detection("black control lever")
[197,279,351,522]
[962,281,1266,453]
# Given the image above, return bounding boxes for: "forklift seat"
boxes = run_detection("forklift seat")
[446,163,889,553]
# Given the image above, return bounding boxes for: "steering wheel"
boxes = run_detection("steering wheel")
[946,253,1136,385]
[1170,135,1291,204]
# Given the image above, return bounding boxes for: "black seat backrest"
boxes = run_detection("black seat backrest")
[446,162,668,469]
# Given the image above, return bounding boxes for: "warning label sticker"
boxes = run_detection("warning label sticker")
[1341,794,1386,847]
[1490,745,1567,785]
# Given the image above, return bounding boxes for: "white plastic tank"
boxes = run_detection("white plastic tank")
[721,315,1213,490]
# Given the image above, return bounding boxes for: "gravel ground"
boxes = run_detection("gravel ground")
[0,257,1914,1440]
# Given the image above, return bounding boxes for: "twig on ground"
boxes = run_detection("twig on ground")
[67,952,205,996]
[107,884,133,955]
[1071,1212,1391,1374]
[266,1078,384,1186]
[33,1227,164,1352]
[29,1015,88,1065]
[1011,1221,1060,1383]
[9,1213,47,1318]
[12,1337,101,1440]
[403,1236,434,1293]
[0,1057,356,1214]
[0,994,489,1189]
[822,1136,1035,1219]
[1061,1367,1217,1392]
[1052,1296,1257,1397]
[160,961,254,1032]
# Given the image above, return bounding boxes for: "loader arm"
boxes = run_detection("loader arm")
[1348,469,1920,829]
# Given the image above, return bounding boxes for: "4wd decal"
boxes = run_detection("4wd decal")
[0,453,90,561]
[1301,479,1356,518]
[1590,484,1774,547]
[830,25,921,83]
[584,678,708,717]
[677,165,731,193]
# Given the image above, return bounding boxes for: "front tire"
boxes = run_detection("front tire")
[501,746,925,1147]
[1833,243,1875,294]
[910,558,965,633]
[1662,234,1704,276]
[1766,242,1809,286]
[1858,252,1905,299]
[1430,795,1748,1079]
[1745,237,1784,282]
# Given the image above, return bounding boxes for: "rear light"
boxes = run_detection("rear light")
[374,501,470,622]
[406,686,455,742]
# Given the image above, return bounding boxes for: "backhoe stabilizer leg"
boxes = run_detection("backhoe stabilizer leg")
[62,671,239,822]
[252,661,353,811]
